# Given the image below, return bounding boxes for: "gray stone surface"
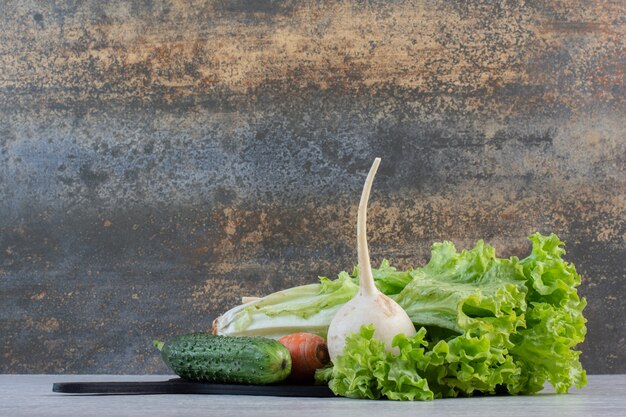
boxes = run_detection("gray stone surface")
[0,1,624,375]
[1,374,626,417]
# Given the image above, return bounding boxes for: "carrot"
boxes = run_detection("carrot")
[277,333,330,384]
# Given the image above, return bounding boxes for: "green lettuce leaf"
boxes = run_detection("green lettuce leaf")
[510,233,587,394]
[318,325,434,400]
[359,259,414,296]
[395,239,528,348]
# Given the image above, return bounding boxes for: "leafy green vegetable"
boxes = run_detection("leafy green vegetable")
[394,239,527,345]
[213,271,358,339]
[315,325,433,400]
[216,233,587,400]
[369,259,414,295]
[511,233,587,394]
[316,233,587,400]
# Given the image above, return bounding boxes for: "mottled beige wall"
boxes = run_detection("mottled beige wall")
[1,0,624,373]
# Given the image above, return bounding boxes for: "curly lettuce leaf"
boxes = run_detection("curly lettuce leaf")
[511,233,587,394]
[319,325,434,400]
[320,324,521,400]
[395,239,528,348]
[421,330,522,397]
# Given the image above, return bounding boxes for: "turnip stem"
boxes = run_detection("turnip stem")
[357,157,381,298]
[326,157,415,359]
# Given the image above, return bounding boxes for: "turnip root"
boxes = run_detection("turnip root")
[326,158,416,359]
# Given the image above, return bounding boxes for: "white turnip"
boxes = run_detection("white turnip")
[326,158,416,360]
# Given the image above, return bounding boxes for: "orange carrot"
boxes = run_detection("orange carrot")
[277,333,330,384]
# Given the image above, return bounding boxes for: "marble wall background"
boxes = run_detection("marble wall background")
[1,1,624,373]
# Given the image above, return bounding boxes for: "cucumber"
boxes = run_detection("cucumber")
[154,333,292,384]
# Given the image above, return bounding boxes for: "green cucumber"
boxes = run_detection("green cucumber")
[154,333,291,384]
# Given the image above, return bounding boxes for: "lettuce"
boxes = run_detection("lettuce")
[394,239,528,346]
[317,233,587,400]
[316,325,434,400]
[510,233,587,394]
[316,324,523,400]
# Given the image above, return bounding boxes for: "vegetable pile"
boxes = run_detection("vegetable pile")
[213,233,587,399]
[161,158,586,400]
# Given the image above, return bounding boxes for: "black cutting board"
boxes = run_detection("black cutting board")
[52,378,335,397]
